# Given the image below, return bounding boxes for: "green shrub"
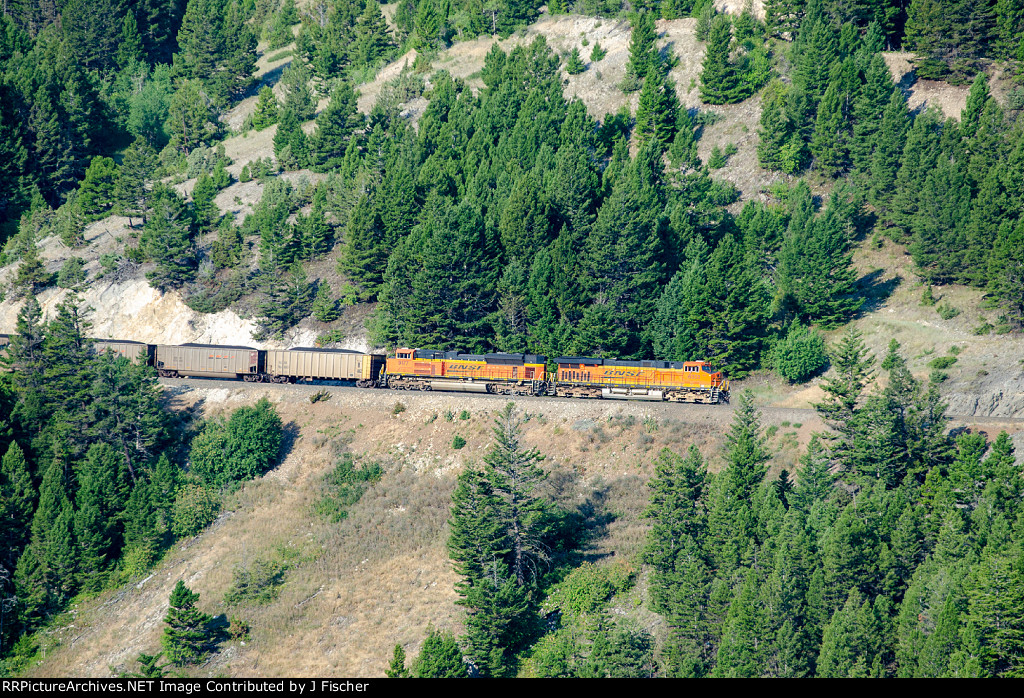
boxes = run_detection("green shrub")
[224,558,288,605]
[452,435,466,450]
[188,398,283,487]
[391,402,406,415]
[921,285,936,306]
[772,323,829,382]
[936,303,960,320]
[565,48,585,75]
[543,562,636,619]
[171,484,220,538]
[928,355,957,370]
[56,257,87,288]
[459,410,470,420]
[314,453,383,522]
[973,322,993,335]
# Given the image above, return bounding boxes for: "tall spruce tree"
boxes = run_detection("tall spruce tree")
[162,580,212,666]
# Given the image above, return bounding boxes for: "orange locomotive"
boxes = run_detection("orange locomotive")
[552,356,730,403]
[385,348,549,396]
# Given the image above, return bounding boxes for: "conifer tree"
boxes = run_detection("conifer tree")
[274,107,309,170]
[700,14,744,104]
[162,580,212,666]
[643,446,715,676]
[116,9,145,69]
[386,644,410,678]
[625,10,658,90]
[115,138,158,228]
[776,189,862,327]
[309,82,363,171]
[251,87,279,131]
[810,80,849,177]
[311,283,340,323]
[354,0,394,69]
[167,80,218,156]
[143,186,197,292]
[0,441,34,570]
[412,629,468,678]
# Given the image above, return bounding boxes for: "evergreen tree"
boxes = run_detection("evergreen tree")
[625,10,658,89]
[386,644,410,678]
[0,441,34,571]
[251,86,279,131]
[114,138,158,228]
[412,629,468,678]
[776,188,862,327]
[565,47,585,75]
[167,80,218,156]
[810,79,850,177]
[700,14,744,104]
[142,186,197,291]
[116,8,145,69]
[311,283,340,323]
[162,580,212,666]
[274,107,309,170]
[309,82,363,171]
[643,446,715,676]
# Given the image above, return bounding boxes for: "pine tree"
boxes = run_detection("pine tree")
[309,82,363,171]
[354,0,394,69]
[143,186,197,291]
[776,189,862,327]
[758,80,808,174]
[386,644,410,677]
[0,441,34,571]
[625,10,658,90]
[412,629,468,678]
[251,87,279,131]
[713,571,769,677]
[115,138,158,228]
[643,446,715,676]
[116,9,145,69]
[700,14,745,104]
[311,283,340,322]
[167,79,218,155]
[565,47,585,75]
[162,580,212,666]
[810,80,849,177]
[274,107,309,171]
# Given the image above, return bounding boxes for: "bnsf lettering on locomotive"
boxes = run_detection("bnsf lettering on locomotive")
[608,370,642,377]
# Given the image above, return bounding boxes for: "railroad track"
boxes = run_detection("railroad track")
[158,377,1024,429]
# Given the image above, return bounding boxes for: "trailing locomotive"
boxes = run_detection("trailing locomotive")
[553,357,729,403]
[0,335,729,403]
[385,348,548,396]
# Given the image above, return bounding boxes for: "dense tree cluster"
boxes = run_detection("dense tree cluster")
[0,298,285,663]
[643,337,1024,677]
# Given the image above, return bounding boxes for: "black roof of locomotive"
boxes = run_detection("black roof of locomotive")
[412,349,546,364]
[556,357,692,369]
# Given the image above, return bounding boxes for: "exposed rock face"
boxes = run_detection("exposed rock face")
[945,378,1024,418]
[0,277,257,346]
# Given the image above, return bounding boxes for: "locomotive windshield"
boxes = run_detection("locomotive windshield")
[701,365,717,373]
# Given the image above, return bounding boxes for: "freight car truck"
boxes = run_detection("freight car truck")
[265,347,386,386]
[155,343,261,380]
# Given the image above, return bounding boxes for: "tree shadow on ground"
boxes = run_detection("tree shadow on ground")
[853,268,902,316]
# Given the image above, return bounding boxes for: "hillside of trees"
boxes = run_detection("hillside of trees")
[1,0,1023,679]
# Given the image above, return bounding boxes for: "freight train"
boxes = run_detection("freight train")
[0,336,730,404]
